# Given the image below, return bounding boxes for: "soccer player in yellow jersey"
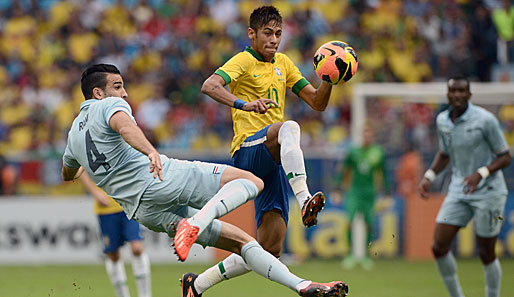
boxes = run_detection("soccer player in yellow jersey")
[182,6,342,296]
[80,173,152,297]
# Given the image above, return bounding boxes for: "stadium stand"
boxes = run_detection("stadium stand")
[0,0,512,194]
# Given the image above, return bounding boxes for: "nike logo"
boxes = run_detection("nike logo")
[253,74,261,78]
[287,172,305,180]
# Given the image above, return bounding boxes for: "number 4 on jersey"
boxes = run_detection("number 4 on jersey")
[85,130,111,173]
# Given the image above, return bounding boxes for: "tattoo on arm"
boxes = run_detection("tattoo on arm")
[210,85,220,91]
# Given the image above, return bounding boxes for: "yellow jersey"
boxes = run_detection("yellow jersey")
[215,46,310,155]
[93,189,124,215]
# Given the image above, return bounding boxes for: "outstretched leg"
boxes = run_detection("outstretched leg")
[174,167,263,261]
[192,210,286,294]
[181,221,348,297]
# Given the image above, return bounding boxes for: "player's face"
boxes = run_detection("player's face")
[249,21,282,62]
[447,78,471,114]
[363,128,374,146]
[95,73,128,100]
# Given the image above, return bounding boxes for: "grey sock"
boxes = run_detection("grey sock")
[435,252,465,297]
[241,241,303,292]
[484,258,501,297]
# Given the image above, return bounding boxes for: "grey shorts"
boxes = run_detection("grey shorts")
[436,195,507,237]
[133,158,228,247]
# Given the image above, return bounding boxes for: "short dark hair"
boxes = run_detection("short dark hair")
[249,6,282,32]
[80,64,121,100]
[447,75,470,90]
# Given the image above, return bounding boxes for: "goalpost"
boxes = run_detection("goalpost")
[352,82,514,144]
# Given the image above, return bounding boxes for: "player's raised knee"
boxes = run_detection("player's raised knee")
[221,166,264,193]
[281,120,300,134]
[278,120,301,144]
[242,171,264,193]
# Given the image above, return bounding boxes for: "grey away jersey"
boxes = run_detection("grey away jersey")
[436,103,509,200]
[63,97,155,218]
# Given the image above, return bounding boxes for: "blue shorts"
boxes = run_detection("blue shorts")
[232,125,294,227]
[98,211,143,254]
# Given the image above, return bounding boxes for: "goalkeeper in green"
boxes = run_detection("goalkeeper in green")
[338,126,391,270]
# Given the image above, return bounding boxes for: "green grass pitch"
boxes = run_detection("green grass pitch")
[1,258,513,297]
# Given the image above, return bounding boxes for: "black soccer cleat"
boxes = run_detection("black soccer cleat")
[180,272,202,297]
[298,281,348,297]
[301,192,326,228]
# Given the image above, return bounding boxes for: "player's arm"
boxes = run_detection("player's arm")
[109,111,163,181]
[417,151,450,198]
[330,164,351,206]
[62,166,84,182]
[462,114,512,194]
[79,173,111,206]
[462,151,511,195]
[201,74,277,114]
[481,152,512,174]
[297,81,332,112]
[340,166,352,193]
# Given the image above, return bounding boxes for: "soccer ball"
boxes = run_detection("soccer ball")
[313,41,358,85]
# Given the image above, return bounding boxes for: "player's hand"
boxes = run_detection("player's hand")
[148,151,163,181]
[375,196,394,212]
[242,99,278,114]
[417,178,431,199]
[462,172,481,194]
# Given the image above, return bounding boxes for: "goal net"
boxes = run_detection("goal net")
[352,82,514,186]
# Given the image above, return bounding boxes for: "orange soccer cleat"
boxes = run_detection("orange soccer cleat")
[301,192,326,227]
[298,281,349,297]
[173,218,199,262]
[180,272,202,297]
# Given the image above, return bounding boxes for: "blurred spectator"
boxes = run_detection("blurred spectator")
[0,0,512,195]
[470,3,498,81]
[135,82,170,145]
[492,0,514,64]
[0,154,18,195]
[499,105,514,146]
[395,143,422,199]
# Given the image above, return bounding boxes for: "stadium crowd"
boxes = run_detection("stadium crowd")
[0,0,513,194]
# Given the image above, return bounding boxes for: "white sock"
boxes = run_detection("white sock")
[435,252,465,297]
[278,121,311,207]
[188,179,258,233]
[484,258,501,297]
[195,253,250,294]
[105,258,131,297]
[295,280,313,292]
[241,241,304,292]
[131,252,152,297]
